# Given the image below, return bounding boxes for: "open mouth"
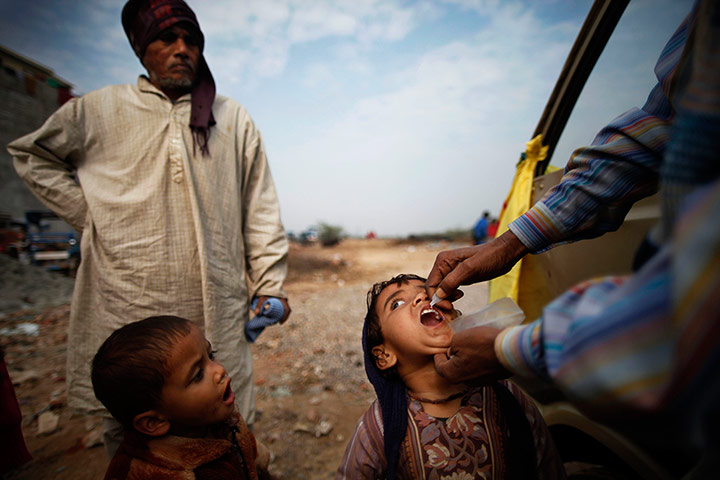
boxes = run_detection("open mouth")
[420,307,444,327]
[222,379,235,404]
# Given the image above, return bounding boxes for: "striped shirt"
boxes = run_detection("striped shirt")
[508,5,694,252]
[495,1,720,475]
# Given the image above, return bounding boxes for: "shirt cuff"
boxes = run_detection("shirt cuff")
[494,320,545,379]
[508,202,567,254]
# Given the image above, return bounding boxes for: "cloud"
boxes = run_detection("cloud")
[287,6,358,43]
[270,2,574,235]
[195,0,425,89]
[0,0,693,236]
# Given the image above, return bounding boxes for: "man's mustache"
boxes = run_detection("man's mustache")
[169,60,195,72]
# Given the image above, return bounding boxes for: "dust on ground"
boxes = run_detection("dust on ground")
[1,238,487,480]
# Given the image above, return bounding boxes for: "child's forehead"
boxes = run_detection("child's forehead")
[166,325,207,363]
[376,279,426,311]
[381,279,425,295]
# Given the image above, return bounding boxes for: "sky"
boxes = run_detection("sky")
[0,0,694,237]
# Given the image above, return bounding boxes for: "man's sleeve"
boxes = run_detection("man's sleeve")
[495,173,720,417]
[239,117,289,299]
[496,0,719,418]
[8,97,88,232]
[508,8,693,253]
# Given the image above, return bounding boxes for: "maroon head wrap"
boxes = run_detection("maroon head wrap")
[122,0,216,156]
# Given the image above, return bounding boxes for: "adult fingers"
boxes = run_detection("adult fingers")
[433,352,465,383]
[278,297,292,324]
[435,232,529,297]
[434,254,485,300]
[426,247,478,298]
[254,296,292,324]
[254,296,269,315]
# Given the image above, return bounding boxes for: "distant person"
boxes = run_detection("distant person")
[427,1,720,476]
[92,316,272,479]
[7,0,290,456]
[336,274,564,479]
[487,217,499,240]
[472,211,490,244]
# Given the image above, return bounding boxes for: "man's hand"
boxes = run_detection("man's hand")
[426,230,528,304]
[434,326,511,384]
[254,296,292,324]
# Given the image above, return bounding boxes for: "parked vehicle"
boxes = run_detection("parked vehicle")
[0,212,26,258]
[24,210,80,275]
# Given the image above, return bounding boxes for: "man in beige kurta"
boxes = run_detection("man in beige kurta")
[7,0,288,452]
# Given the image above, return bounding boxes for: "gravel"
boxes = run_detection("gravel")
[0,255,76,315]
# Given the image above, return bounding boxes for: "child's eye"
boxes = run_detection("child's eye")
[390,299,406,310]
[193,368,204,382]
[209,349,217,360]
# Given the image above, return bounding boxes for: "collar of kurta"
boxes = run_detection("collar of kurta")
[137,75,190,102]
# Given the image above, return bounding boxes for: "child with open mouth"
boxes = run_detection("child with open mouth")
[336,274,565,479]
[91,316,273,479]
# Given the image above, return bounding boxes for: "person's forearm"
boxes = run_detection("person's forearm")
[241,124,289,298]
[510,114,667,255]
[494,320,546,380]
[495,229,529,263]
[494,259,675,414]
[510,14,688,254]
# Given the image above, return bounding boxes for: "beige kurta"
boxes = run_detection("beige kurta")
[8,76,288,424]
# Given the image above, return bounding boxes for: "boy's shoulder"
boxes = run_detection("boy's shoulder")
[103,422,258,480]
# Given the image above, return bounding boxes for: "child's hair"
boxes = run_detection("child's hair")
[91,316,193,427]
[364,273,426,379]
[362,273,426,480]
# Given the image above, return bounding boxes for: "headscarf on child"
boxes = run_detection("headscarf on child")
[362,317,407,480]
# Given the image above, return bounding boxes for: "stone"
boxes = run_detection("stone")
[82,427,104,449]
[314,420,333,437]
[37,411,60,435]
[8,369,39,386]
[305,407,319,423]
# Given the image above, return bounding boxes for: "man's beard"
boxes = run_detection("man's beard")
[150,73,194,91]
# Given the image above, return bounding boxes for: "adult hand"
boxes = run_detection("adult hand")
[433,326,510,384]
[254,296,292,324]
[426,230,528,304]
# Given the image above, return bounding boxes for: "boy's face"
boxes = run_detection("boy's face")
[157,324,236,428]
[373,279,456,370]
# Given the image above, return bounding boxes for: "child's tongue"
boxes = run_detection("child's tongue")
[420,309,442,327]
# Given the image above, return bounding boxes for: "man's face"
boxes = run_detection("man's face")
[157,324,236,428]
[374,279,456,371]
[142,24,201,98]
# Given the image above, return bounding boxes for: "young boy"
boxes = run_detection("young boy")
[91,316,272,480]
[337,274,565,479]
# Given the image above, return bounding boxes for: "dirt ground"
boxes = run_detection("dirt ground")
[1,238,492,480]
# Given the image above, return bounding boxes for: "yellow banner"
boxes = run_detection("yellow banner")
[488,135,548,303]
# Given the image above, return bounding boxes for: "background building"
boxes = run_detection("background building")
[1,44,74,221]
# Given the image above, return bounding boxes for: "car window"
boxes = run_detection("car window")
[550,0,694,169]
